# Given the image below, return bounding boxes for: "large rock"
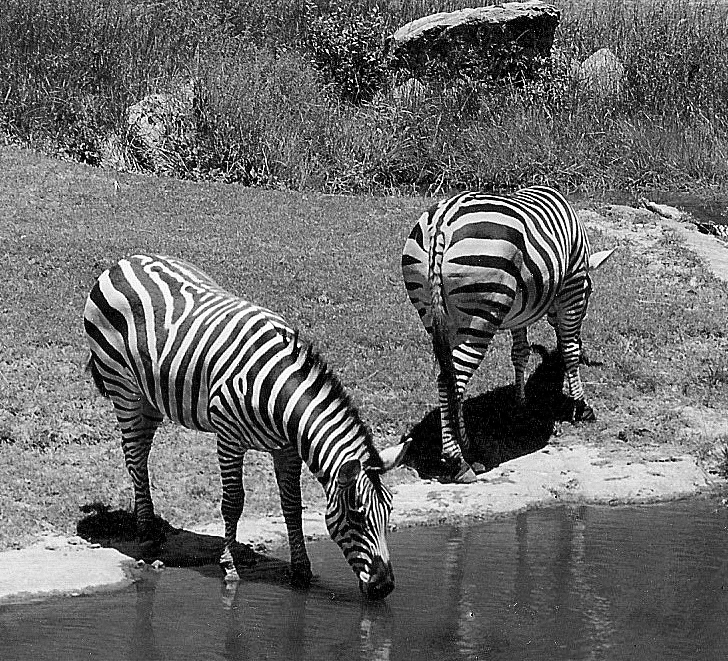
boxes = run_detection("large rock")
[386,1,560,81]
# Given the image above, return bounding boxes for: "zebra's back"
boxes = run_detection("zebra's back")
[84,254,291,446]
[402,186,591,346]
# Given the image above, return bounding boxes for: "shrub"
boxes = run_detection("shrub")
[4,0,728,195]
[305,6,389,104]
[0,0,227,162]
[194,46,336,187]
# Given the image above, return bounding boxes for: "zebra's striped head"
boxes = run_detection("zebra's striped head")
[326,442,409,600]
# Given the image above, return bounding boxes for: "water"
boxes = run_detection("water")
[1,500,727,660]
[649,193,728,226]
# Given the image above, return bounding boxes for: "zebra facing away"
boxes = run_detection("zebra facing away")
[84,254,409,600]
[402,185,615,483]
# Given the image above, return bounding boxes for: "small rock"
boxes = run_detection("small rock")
[151,559,165,571]
[638,198,685,221]
[576,47,625,101]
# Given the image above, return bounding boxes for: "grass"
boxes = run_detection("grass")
[2,145,728,550]
[2,0,728,195]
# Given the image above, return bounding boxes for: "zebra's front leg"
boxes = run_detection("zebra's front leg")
[114,396,164,557]
[438,370,477,484]
[554,322,596,423]
[272,446,313,588]
[217,437,247,582]
[564,354,596,423]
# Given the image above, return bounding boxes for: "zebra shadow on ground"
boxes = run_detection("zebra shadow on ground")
[402,344,593,481]
[76,504,295,586]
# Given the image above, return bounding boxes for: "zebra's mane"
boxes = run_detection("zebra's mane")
[282,329,383,471]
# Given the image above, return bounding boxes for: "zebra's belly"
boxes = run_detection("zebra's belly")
[138,383,289,455]
[500,298,553,331]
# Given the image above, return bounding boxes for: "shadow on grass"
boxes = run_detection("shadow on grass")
[403,344,578,481]
[76,503,295,587]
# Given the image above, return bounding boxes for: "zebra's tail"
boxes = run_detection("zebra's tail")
[429,229,453,376]
[86,353,109,398]
[431,306,454,377]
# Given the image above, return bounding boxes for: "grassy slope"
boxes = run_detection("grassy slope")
[1,146,728,550]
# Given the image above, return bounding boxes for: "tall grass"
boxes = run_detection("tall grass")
[0,0,228,160]
[2,0,728,194]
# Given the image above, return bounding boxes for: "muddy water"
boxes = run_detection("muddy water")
[2,500,727,660]
[651,193,728,225]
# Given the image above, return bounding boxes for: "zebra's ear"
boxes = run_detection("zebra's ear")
[588,248,616,271]
[337,459,361,489]
[377,437,412,473]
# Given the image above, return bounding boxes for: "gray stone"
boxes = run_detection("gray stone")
[105,81,198,175]
[386,1,560,81]
[576,47,625,100]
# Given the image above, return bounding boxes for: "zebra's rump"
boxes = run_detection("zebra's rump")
[402,186,588,346]
[83,254,292,437]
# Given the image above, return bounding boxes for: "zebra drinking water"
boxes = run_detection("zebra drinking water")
[84,254,408,599]
[401,186,614,483]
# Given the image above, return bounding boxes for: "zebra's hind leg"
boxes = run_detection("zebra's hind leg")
[217,435,247,582]
[273,446,313,588]
[451,342,491,475]
[113,394,165,557]
[437,368,478,484]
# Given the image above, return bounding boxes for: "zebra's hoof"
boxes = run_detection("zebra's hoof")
[290,564,313,589]
[222,565,241,583]
[453,461,478,484]
[573,399,596,423]
[137,519,166,559]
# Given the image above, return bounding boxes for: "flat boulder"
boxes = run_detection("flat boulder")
[386,1,560,81]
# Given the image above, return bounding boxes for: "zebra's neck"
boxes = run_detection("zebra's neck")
[300,409,373,494]
[279,337,378,491]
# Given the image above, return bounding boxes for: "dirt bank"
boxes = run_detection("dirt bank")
[2,200,726,604]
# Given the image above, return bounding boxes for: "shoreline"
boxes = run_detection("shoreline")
[0,436,718,605]
[2,199,727,605]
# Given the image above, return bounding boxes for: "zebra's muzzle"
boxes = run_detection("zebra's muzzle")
[359,557,394,600]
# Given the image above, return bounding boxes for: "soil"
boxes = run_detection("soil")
[2,200,727,604]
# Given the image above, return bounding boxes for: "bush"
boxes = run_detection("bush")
[305,6,389,104]
[3,0,728,195]
[0,0,227,162]
[194,46,336,187]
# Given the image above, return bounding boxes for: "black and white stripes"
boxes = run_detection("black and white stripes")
[84,254,407,599]
[402,186,614,482]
